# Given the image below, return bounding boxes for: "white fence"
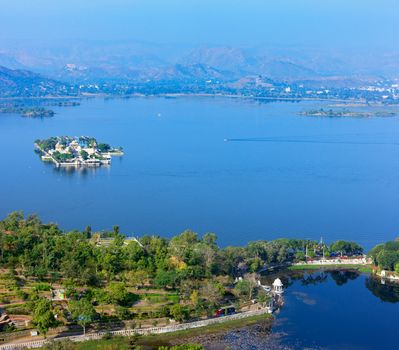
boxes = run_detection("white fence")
[293,256,371,266]
[0,308,270,349]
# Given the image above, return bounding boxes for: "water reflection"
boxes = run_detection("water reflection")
[329,270,359,286]
[365,276,399,303]
[52,165,110,177]
[261,269,361,289]
[263,268,399,304]
[204,269,399,350]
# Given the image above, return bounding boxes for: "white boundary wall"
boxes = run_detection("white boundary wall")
[0,308,270,349]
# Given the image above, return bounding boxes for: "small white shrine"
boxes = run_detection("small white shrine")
[272,278,284,294]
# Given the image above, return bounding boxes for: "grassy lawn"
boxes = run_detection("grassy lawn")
[74,337,130,350]
[288,264,372,273]
[140,293,179,304]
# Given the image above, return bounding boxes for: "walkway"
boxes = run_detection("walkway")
[0,307,270,349]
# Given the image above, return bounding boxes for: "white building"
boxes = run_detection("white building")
[272,278,284,294]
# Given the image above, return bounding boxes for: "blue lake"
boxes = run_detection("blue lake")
[273,272,399,349]
[222,271,399,350]
[1,97,399,249]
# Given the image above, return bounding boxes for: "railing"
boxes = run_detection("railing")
[0,307,270,349]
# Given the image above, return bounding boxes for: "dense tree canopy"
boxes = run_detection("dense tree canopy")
[0,212,371,340]
[0,213,365,285]
[369,239,399,272]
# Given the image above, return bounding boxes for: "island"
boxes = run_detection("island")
[299,108,396,118]
[0,106,55,118]
[34,136,124,167]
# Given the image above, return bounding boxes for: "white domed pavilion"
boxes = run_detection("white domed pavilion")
[272,278,284,294]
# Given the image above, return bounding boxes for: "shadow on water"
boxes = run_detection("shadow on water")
[260,269,362,289]
[329,270,360,286]
[49,164,110,178]
[34,150,111,178]
[262,268,399,303]
[365,276,399,303]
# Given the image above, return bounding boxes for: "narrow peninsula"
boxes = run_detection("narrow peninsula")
[299,108,396,118]
[0,106,55,118]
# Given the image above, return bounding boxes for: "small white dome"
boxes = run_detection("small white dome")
[273,278,283,287]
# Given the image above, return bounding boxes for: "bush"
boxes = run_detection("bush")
[5,305,30,315]
[115,305,132,320]
[41,340,75,350]
[16,289,29,301]
[33,283,51,292]
[93,288,111,304]
[169,304,189,322]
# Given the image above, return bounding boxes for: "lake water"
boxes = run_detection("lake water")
[271,271,399,350]
[219,270,399,350]
[1,97,399,249]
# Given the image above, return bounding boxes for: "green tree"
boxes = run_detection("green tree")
[31,297,56,337]
[108,282,129,305]
[124,270,149,289]
[169,304,188,322]
[97,143,111,152]
[233,278,257,301]
[330,241,363,256]
[80,150,89,160]
[154,270,179,289]
[377,250,399,271]
[295,251,306,261]
[69,298,96,335]
[199,281,224,306]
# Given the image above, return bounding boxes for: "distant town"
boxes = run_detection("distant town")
[1,63,399,106]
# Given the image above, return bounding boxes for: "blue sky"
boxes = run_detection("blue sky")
[1,0,398,49]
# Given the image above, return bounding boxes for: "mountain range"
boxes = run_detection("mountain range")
[0,43,398,97]
[0,65,72,97]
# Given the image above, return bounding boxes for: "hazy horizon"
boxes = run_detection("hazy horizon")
[1,0,399,50]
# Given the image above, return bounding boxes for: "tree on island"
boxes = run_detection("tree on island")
[97,143,111,152]
[80,150,89,160]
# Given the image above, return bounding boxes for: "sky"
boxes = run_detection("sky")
[0,0,399,50]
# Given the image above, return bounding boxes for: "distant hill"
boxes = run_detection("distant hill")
[181,47,250,76]
[1,43,399,86]
[180,47,323,81]
[147,63,232,82]
[0,66,72,97]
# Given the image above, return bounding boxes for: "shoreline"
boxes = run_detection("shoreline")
[136,313,273,349]
[0,93,395,106]
[0,310,272,349]
[0,262,392,349]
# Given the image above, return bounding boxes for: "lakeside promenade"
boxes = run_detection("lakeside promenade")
[0,307,271,350]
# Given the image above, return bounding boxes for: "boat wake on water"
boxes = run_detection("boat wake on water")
[224,137,399,146]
